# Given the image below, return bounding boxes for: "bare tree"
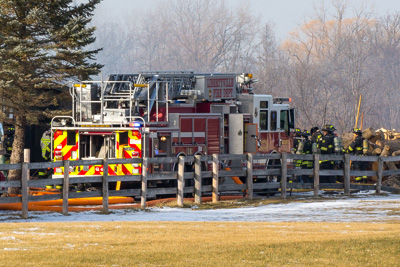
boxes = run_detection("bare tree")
[92,0,261,73]
[280,1,379,132]
[369,13,400,130]
[254,23,284,95]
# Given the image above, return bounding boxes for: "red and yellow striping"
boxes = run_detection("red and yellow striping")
[53,130,142,176]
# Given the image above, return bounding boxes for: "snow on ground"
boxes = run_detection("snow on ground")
[0,191,400,223]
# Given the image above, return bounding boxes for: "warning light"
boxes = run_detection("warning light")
[129,122,142,128]
[131,131,141,137]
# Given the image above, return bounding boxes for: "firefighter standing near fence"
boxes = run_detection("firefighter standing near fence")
[318,125,336,183]
[39,130,51,178]
[301,130,313,183]
[40,130,51,160]
[293,128,303,169]
[347,128,367,183]
[4,126,15,164]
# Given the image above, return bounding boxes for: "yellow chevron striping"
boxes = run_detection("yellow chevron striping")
[54,131,66,149]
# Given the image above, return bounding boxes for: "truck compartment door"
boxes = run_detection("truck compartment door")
[229,114,243,154]
[245,123,258,153]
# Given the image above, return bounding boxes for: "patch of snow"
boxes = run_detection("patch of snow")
[0,191,399,223]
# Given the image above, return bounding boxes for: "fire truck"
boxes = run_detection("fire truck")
[50,72,295,188]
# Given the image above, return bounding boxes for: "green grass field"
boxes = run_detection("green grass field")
[0,220,399,266]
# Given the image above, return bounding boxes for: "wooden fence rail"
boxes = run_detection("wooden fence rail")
[0,151,399,218]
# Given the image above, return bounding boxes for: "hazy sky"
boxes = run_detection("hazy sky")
[93,0,400,40]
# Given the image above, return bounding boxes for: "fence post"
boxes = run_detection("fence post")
[212,154,219,203]
[102,159,109,213]
[344,154,350,195]
[313,154,320,196]
[62,160,70,215]
[21,162,29,219]
[376,157,383,194]
[246,153,253,200]
[21,149,30,219]
[194,154,202,204]
[281,152,287,199]
[177,156,185,207]
[141,158,148,209]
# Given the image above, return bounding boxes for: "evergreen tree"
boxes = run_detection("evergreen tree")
[0,0,103,192]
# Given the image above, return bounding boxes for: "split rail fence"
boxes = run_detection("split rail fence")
[0,149,399,219]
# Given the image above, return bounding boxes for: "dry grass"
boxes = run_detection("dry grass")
[0,221,400,266]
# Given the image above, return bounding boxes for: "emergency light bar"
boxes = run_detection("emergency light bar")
[129,122,142,128]
[273,97,291,104]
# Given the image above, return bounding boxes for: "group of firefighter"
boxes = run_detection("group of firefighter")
[293,125,367,183]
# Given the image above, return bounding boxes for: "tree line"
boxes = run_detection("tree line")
[92,0,400,133]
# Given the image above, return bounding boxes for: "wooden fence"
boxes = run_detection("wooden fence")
[1,149,400,219]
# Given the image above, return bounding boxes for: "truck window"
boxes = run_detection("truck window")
[260,101,268,109]
[289,108,295,129]
[270,111,277,131]
[119,132,128,145]
[280,110,289,132]
[260,110,268,130]
[80,135,116,159]
[67,131,76,146]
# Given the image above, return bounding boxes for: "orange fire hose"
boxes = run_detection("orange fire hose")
[0,196,243,212]
[224,167,243,184]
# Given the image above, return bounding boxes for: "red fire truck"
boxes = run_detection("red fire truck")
[50,72,295,188]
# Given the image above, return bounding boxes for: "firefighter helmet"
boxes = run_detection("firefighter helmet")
[5,126,15,135]
[294,128,302,136]
[322,125,330,132]
[322,124,335,133]
[310,127,319,135]
[303,130,310,137]
[353,128,362,135]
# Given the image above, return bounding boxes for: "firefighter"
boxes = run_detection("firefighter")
[318,124,336,183]
[347,128,367,183]
[311,126,322,144]
[301,130,313,183]
[293,128,302,153]
[4,126,15,163]
[310,126,322,154]
[40,130,51,161]
[38,130,52,179]
[293,128,303,170]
